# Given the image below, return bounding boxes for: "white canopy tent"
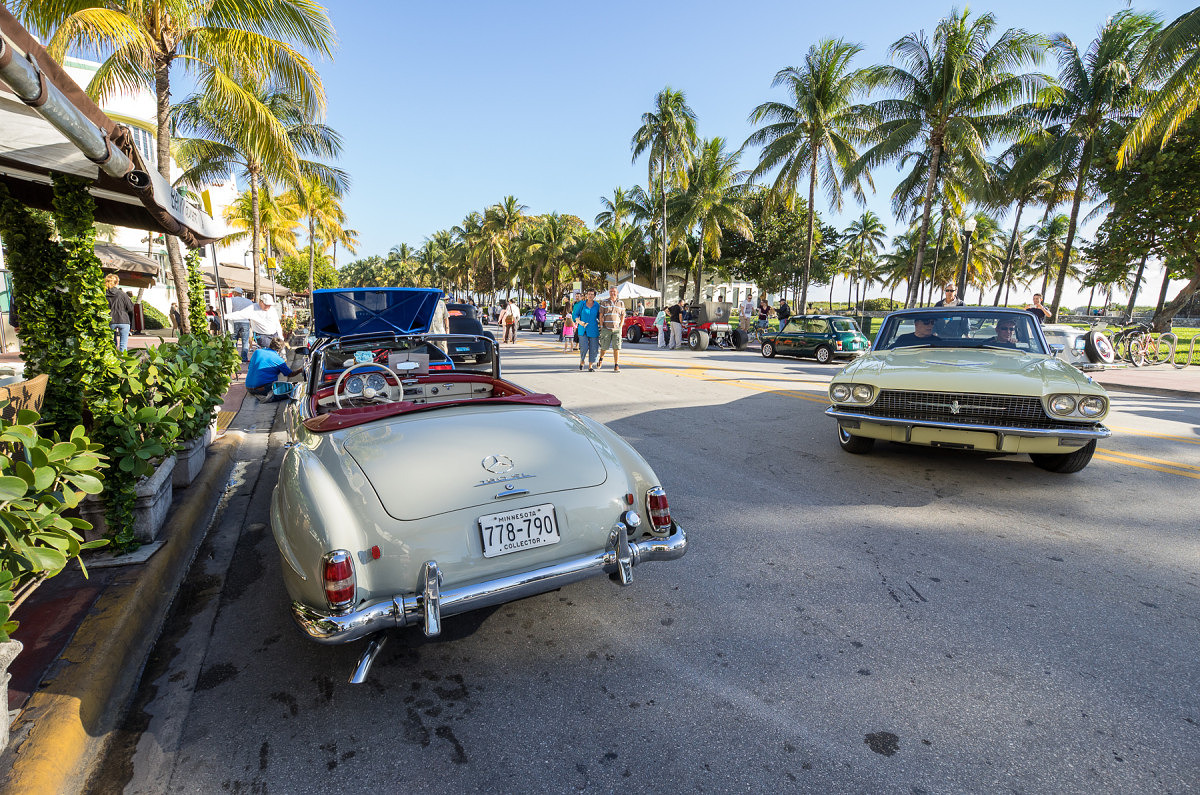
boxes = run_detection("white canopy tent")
[615,281,660,301]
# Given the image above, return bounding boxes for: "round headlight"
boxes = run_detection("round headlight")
[852,385,873,402]
[1078,396,1106,417]
[831,384,852,402]
[1049,395,1076,415]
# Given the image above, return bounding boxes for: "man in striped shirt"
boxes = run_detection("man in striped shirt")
[596,285,627,372]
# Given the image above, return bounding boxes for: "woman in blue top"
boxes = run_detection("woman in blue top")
[572,289,601,371]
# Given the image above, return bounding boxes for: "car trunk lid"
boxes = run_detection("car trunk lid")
[341,406,609,521]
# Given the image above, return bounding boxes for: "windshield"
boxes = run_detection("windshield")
[875,311,1046,354]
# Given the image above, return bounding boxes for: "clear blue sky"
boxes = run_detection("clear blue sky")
[317,0,1191,302]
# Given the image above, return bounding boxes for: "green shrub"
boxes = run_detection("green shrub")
[0,404,107,641]
[140,302,167,330]
[862,298,902,312]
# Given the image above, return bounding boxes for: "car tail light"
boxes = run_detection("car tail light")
[646,487,671,532]
[322,550,356,610]
[836,339,843,350]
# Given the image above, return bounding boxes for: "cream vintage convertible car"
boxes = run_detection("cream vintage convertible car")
[826,307,1111,473]
[271,288,686,682]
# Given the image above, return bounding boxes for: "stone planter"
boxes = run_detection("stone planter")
[173,417,219,489]
[80,455,177,543]
[173,435,207,488]
[0,638,21,752]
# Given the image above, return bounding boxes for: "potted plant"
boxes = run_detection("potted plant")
[79,354,182,548]
[0,403,106,750]
[147,334,238,488]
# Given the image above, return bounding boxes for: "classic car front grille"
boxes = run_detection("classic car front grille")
[860,390,1089,430]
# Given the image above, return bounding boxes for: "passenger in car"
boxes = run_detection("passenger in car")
[891,318,939,348]
[984,320,1020,348]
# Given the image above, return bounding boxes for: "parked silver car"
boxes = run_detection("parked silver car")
[272,288,687,682]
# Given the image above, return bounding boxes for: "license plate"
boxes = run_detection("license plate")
[478,503,560,558]
[456,346,471,352]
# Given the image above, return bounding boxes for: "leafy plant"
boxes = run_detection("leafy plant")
[146,334,239,442]
[0,403,107,641]
[186,248,206,333]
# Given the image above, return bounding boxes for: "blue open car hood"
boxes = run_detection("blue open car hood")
[311,288,443,338]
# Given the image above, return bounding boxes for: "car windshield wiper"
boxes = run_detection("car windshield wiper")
[978,344,1020,351]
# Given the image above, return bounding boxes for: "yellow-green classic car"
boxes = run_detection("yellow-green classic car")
[826,307,1111,473]
[272,288,686,682]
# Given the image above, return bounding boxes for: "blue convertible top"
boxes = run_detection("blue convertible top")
[311,288,443,338]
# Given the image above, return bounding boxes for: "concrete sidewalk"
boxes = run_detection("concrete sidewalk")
[1089,363,1200,400]
[0,387,265,795]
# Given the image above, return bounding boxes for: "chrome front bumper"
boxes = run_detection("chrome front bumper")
[825,406,1111,442]
[291,522,688,645]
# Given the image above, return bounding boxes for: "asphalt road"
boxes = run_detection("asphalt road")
[94,335,1200,794]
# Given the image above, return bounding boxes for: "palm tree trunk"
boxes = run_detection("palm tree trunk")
[800,151,818,313]
[308,216,316,297]
[1124,251,1150,321]
[993,200,1026,305]
[250,172,262,302]
[908,143,943,307]
[1086,284,1095,314]
[660,159,669,303]
[155,57,190,333]
[928,219,946,307]
[1051,142,1094,321]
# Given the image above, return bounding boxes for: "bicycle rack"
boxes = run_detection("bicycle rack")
[1173,335,1199,369]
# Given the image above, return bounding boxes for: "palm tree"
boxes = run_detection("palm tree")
[523,214,581,300]
[288,175,347,297]
[843,211,888,311]
[595,187,636,229]
[1119,7,1200,167]
[220,185,302,262]
[577,225,643,285]
[1035,11,1159,319]
[850,9,1047,308]
[482,197,527,299]
[632,88,698,305]
[673,138,753,305]
[746,38,875,313]
[172,83,345,300]
[18,0,335,332]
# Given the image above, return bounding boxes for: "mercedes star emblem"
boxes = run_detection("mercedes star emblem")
[481,454,514,474]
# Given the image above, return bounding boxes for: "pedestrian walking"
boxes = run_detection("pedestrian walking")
[739,292,755,332]
[595,285,626,372]
[169,302,181,335]
[776,298,791,329]
[572,289,601,370]
[668,298,685,349]
[653,306,668,348]
[533,301,548,334]
[229,286,254,362]
[104,273,135,352]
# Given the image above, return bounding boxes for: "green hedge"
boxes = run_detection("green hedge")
[139,301,167,330]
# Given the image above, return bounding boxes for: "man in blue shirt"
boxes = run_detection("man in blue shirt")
[246,339,300,396]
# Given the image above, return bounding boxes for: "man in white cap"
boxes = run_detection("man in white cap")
[225,293,283,350]
[229,286,254,361]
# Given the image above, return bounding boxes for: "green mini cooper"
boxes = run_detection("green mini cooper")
[761,315,870,363]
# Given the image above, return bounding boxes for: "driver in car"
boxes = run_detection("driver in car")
[891,318,939,348]
[984,319,1020,348]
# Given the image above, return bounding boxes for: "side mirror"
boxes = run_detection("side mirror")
[1049,343,1065,355]
[295,346,309,357]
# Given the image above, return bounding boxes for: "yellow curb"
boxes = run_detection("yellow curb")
[1,433,243,795]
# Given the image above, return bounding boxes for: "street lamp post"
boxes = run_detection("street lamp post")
[957,217,977,299]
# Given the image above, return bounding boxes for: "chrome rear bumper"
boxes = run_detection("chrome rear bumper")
[291,523,687,645]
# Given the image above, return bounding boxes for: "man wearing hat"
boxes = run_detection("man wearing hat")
[225,293,284,350]
[229,286,254,362]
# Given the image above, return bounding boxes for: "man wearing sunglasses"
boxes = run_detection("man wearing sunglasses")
[892,317,940,348]
[985,319,1020,348]
[933,283,969,337]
